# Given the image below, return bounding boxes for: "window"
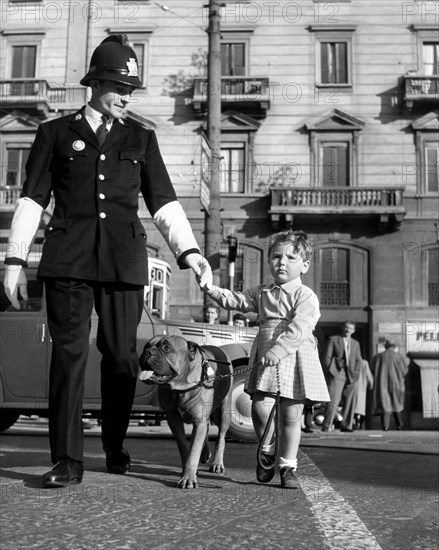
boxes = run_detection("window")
[221,43,246,76]
[320,247,350,305]
[306,110,364,188]
[315,244,369,308]
[220,142,245,193]
[427,248,439,306]
[217,111,260,193]
[422,42,439,75]
[6,146,30,187]
[321,142,349,186]
[320,42,347,84]
[310,25,356,89]
[425,142,439,193]
[11,45,36,78]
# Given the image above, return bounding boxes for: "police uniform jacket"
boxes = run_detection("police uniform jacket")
[21,108,183,285]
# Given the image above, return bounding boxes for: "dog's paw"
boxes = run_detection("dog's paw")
[200,446,211,464]
[209,462,225,474]
[178,469,198,489]
[177,476,198,489]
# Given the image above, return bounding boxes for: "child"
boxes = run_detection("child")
[200,230,329,488]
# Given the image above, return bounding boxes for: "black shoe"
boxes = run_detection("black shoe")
[302,427,314,433]
[280,467,300,489]
[105,447,131,475]
[256,452,275,483]
[321,426,329,432]
[340,428,354,433]
[41,458,84,488]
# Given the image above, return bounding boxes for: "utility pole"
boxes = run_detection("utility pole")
[205,0,222,288]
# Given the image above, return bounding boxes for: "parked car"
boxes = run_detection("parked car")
[0,266,258,441]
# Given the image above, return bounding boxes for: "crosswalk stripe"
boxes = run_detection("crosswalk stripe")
[299,450,383,550]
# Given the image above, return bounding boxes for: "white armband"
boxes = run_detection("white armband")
[153,201,199,259]
[6,197,43,262]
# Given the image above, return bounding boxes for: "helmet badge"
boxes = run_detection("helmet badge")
[126,58,138,77]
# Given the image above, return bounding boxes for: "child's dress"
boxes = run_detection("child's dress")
[207,278,330,402]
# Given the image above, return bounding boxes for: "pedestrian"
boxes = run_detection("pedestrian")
[353,359,374,430]
[321,321,363,432]
[203,303,220,324]
[199,229,329,488]
[372,340,408,430]
[3,35,211,488]
[233,312,247,327]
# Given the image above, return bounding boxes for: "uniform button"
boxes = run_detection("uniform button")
[99,174,105,180]
[100,154,106,161]
[99,193,106,200]
[133,160,138,164]
[99,212,107,219]
[48,227,53,231]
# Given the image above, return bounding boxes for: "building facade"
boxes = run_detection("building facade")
[1,0,438,426]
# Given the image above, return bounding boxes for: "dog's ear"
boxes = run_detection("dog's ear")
[187,341,199,362]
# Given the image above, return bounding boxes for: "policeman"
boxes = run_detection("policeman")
[4,35,212,488]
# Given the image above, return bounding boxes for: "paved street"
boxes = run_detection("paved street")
[1,421,438,550]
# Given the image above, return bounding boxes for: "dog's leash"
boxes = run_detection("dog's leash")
[256,363,281,470]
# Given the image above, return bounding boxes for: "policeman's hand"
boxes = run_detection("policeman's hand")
[261,350,280,367]
[4,266,28,310]
[184,253,213,290]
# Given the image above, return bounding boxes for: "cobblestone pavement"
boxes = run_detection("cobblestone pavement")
[1,423,438,550]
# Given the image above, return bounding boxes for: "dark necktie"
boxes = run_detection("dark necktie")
[96,115,109,147]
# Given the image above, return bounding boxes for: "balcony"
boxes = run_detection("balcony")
[192,76,270,117]
[0,187,21,211]
[269,186,406,230]
[404,75,439,109]
[0,79,85,116]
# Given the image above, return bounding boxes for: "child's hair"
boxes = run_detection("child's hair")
[268,230,313,262]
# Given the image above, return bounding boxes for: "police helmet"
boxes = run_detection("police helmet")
[80,34,142,88]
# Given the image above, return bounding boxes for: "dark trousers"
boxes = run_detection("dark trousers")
[322,368,357,430]
[382,412,403,430]
[45,279,144,463]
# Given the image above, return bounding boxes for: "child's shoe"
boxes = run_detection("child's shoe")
[280,466,299,489]
[256,452,275,483]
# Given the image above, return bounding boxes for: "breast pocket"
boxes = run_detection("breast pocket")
[59,151,89,179]
[120,150,143,181]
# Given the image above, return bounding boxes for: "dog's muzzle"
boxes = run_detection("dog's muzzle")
[139,347,174,385]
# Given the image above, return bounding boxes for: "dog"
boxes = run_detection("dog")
[139,335,233,489]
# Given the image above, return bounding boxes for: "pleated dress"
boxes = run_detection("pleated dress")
[207,278,330,403]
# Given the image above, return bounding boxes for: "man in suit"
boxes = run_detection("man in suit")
[3,35,211,488]
[321,321,363,432]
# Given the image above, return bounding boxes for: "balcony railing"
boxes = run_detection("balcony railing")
[192,76,270,115]
[0,79,85,114]
[404,75,439,109]
[320,282,350,306]
[0,187,21,209]
[269,186,406,229]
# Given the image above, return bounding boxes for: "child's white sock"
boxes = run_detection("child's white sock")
[278,457,297,470]
[262,443,275,455]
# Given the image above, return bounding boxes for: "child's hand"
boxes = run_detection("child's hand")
[196,273,212,292]
[261,350,280,366]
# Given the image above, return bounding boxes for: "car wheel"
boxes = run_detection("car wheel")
[0,410,20,432]
[227,368,257,442]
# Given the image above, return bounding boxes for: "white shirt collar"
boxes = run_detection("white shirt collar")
[85,105,113,132]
